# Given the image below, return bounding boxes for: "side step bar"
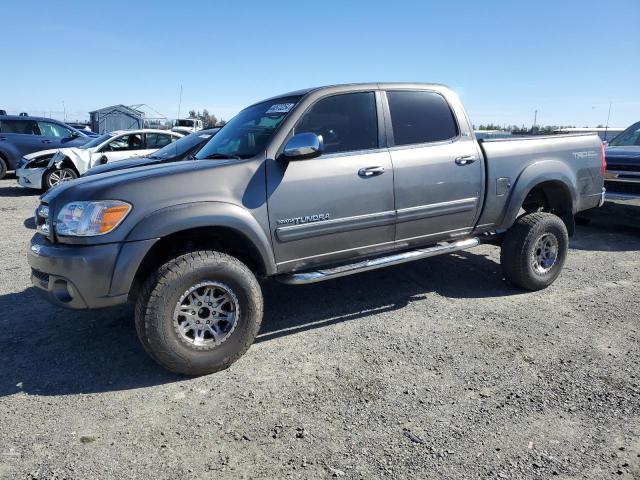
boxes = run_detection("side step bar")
[277,237,480,285]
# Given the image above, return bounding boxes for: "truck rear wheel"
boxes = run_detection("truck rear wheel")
[135,250,263,375]
[500,212,568,291]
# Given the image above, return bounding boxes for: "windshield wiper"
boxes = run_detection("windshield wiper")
[200,153,243,160]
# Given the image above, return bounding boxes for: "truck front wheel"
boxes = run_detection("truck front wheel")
[135,251,263,375]
[500,212,568,291]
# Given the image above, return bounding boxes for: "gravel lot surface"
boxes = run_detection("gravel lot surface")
[0,176,639,480]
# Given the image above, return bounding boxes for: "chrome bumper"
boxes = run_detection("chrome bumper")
[598,187,606,207]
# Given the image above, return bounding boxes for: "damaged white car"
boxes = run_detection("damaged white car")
[20,129,183,191]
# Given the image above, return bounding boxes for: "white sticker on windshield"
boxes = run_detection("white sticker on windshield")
[266,103,295,114]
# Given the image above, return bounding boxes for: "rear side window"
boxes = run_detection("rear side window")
[387,91,458,146]
[0,119,39,135]
[295,92,378,155]
[38,121,73,138]
[146,133,174,149]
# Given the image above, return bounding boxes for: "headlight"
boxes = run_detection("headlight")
[55,200,132,236]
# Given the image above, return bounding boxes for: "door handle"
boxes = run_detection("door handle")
[42,139,53,144]
[0,136,6,141]
[358,166,385,177]
[455,155,476,166]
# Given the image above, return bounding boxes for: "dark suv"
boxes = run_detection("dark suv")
[0,115,91,179]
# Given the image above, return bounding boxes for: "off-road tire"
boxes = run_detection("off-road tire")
[135,251,263,376]
[0,156,7,179]
[43,166,77,191]
[500,212,568,291]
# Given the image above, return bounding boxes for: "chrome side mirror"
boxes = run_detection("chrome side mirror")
[281,132,323,161]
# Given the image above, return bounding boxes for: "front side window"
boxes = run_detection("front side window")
[38,121,73,138]
[609,121,640,147]
[146,133,174,149]
[104,133,144,152]
[387,91,458,146]
[0,119,39,135]
[196,95,302,160]
[295,92,378,155]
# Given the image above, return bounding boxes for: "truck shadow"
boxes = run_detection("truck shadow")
[0,250,515,397]
[0,185,38,198]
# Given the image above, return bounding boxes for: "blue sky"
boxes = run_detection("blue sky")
[2,0,639,128]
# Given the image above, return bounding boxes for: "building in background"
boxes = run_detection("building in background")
[89,104,144,134]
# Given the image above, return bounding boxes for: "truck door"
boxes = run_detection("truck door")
[385,90,483,247]
[267,91,395,272]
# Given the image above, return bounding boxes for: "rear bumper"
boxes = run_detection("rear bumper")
[16,166,45,190]
[27,234,156,310]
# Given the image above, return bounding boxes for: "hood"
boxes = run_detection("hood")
[41,157,242,205]
[40,157,265,245]
[605,146,640,166]
[83,156,184,177]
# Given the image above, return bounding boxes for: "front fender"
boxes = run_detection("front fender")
[125,201,277,275]
[497,160,578,231]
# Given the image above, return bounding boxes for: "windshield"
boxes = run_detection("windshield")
[150,129,218,159]
[609,122,640,147]
[195,96,302,160]
[80,133,113,149]
[175,119,196,127]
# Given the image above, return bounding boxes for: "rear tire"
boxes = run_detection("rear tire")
[500,212,568,291]
[135,251,263,376]
[0,156,7,179]
[44,166,77,190]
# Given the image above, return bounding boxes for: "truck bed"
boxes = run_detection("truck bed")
[475,133,604,232]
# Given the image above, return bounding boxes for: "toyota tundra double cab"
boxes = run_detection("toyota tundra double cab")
[27,83,606,375]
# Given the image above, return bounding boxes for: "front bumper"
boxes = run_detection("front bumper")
[27,234,158,313]
[27,234,127,309]
[16,166,45,190]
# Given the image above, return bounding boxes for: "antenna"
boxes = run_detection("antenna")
[176,85,183,128]
[62,101,66,122]
[604,101,612,142]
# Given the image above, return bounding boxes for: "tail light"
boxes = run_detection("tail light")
[601,142,607,176]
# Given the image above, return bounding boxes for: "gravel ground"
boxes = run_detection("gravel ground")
[0,175,639,480]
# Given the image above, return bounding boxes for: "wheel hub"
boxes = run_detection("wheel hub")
[532,233,558,274]
[173,281,240,350]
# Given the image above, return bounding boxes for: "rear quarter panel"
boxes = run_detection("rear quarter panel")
[476,134,603,231]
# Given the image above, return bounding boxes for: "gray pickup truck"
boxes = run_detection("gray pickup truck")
[27,83,605,375]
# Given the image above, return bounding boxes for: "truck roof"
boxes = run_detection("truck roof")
[258,82,452,106]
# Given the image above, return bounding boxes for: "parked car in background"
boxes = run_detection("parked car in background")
[66,123,100,138]
[84,128,219,177]
[604,121,640,199]
[28,83,605,375]
[0,115,91,179]
[18,129,183,191]
[172,118,203,133]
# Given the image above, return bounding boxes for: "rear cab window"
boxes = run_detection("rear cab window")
[0,119,39,135]
[386,90,459,146]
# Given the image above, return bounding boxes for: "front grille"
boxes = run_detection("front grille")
[35,203,51,237]
[31,269,50,288]
[607,163,640,172]
[605,180,640,195]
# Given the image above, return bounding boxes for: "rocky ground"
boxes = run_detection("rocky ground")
[0,176,638,479]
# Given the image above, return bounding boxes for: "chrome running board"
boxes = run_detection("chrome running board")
[277,237,480,285]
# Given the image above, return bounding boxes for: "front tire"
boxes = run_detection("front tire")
[44,166,77,190]
[500,212,568,291]
[135,251,263,376]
